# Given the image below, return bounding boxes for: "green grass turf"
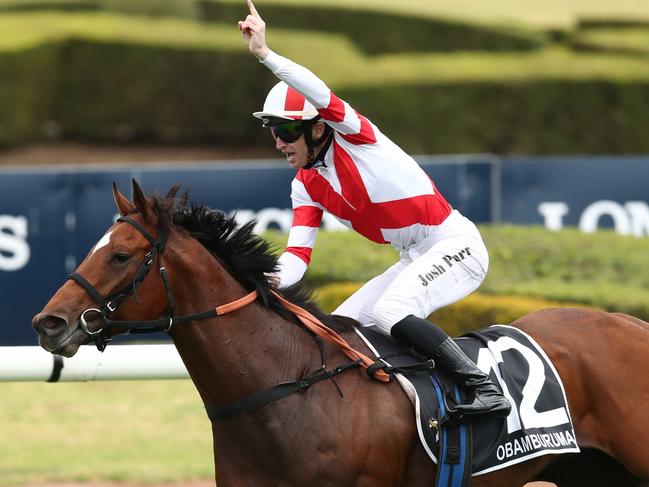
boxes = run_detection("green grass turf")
[0,380,213,485]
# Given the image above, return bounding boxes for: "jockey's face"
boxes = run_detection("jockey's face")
[273,121,326,170]
[275,131,309,169]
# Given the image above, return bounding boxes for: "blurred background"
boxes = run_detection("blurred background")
[1,0,649,485]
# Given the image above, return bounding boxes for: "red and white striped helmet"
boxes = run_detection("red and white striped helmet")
[253,81,319,124]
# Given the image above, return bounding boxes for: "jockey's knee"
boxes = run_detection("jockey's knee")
[371,299,408,336]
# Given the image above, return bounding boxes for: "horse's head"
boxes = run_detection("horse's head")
[32,180,176,357]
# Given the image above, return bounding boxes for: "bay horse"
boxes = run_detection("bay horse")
[32,180,649,487]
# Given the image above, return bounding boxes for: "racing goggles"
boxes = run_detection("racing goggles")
[269,121,305,143]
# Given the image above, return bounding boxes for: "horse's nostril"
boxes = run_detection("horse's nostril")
[42,316,66,329]
[34,314,68,336]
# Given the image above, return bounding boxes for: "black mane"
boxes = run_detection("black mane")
[150,194,353,333]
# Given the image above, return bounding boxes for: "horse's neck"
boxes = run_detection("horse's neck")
[160,240,414,484]
[165,238,321,408]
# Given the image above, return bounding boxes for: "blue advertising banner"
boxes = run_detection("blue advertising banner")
[501,157,649,236]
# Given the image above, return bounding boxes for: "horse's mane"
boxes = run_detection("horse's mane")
[149,193,354,334]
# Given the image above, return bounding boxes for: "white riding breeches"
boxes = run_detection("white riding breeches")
[333,213,489,336]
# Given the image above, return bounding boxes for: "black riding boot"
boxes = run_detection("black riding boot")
[391,315,511,418]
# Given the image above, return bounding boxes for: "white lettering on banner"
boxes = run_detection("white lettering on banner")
[538,200,649,237]
[580,201,631,234]
[0,215,30,271]
[619,202,649,237]
[538,202,569,231]
[229,209,350,233]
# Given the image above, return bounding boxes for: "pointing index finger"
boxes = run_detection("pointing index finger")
[247,0,260,18]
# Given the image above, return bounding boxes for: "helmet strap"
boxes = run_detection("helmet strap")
[303,121,333,168]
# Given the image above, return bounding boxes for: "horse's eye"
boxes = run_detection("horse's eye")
[112,253,131,264]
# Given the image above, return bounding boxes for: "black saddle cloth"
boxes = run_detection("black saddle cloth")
[355,324,579,475]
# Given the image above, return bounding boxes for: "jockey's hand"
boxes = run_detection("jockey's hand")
[238,0,269,60]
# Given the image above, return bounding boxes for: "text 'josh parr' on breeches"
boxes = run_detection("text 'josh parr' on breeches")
[417,247,473,287]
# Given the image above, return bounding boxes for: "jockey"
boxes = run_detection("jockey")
[238,0,511,418]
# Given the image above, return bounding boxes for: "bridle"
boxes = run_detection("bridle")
[67,215,258,351]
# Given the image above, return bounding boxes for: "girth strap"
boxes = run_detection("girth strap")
[206,361,361,421]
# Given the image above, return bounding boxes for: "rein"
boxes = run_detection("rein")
[66,213,392,419]
[271,291,389,382]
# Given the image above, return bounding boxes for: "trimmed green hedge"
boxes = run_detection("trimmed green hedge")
[53,40,275,144]
[0,44,61,145]
[265,226,649,320]
[4,38,649,153]
[0,1,99,12]
[0,0,199,17]
[198,1,544,55]
[571,27,649,56]
[2,10,649,152]
[0,0,546,54]
[339,80,649,154]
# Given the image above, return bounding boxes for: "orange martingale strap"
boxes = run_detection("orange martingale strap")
[215,290,259,315]
[270,290,390,383]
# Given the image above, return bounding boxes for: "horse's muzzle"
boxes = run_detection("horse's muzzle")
[32,311,92,357]
[32,312,68,338]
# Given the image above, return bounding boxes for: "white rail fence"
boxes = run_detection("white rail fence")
[0,344,189,382]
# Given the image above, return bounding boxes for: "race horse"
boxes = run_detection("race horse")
[32,180,649,487]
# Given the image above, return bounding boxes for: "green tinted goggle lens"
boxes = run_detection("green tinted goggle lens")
[270,122,304,143]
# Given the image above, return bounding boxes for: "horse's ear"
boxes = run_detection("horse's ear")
[165,185,181,201]
[180,190,190,208]
[112,182,134,216]
[131,179,151,219]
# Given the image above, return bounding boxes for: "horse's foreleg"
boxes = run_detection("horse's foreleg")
[400,439,435,486]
